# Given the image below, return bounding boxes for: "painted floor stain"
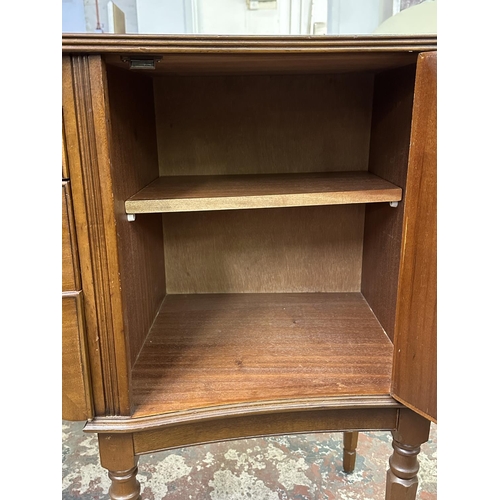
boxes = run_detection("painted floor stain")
[62,422,437,499]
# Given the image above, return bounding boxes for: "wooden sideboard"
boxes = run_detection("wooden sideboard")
[62,34,436,500]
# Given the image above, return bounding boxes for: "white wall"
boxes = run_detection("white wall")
[62,0,86,32]
[374,0,436,34]
[137,0,187,34]
[194,0,392,36]
[195,0,329,35]
[136,0,290,36]
[328,0,394,34]
[83,0,138,33]
[196,0,282,35]
[380,0,395,25]
[63,0,399,35]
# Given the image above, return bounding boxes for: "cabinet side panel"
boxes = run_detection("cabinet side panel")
[155,73,373,175]
[63,56,106,415]
[105,66,166,367]
[361,64,416,342]
[392,52,437,423]
[164,206,364,293]
[69,55,143,415]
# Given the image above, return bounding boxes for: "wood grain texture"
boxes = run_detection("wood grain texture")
[105,65,166,370]
[69,55,130,415]
[62,113,69,179]
[391,52,437,423]
[385,409,431,500]
[62,56,106,415]
[343,431,359,473]
[62,181,81,292]
[98,433,141,500]
[133,408,398,454]
[62,292,93,421]
[62,38,438,441]
[131,293,394,418]
[85,395,403,433]
[106,465,141,500]
[163,205,364,293]
[98,433,137,470]
[361,64,417,343]
[155,73,373,176]
[126,172,402,214]
[62,34,437,55]
[106,52,421,76]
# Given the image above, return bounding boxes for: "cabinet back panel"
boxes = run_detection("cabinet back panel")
[163,205,364,293]
[154,73,373,176]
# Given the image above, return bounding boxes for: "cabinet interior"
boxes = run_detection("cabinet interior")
[103,53,417,418]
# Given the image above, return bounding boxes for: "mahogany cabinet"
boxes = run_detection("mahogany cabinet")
[62,34,436,499]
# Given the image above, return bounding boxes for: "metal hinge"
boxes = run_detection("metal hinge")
[121,56,162,70]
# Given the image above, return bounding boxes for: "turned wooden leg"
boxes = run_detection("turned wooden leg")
[385,409,431,500]
[98,433,141,500]
[342,431,359,473]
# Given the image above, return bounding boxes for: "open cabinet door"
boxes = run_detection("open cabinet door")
[391,51,437,423]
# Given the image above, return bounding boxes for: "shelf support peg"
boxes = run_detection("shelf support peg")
[389,202,399,208]
[127,214,136,222]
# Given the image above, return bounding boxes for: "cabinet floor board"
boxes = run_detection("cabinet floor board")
[132,293,393,417]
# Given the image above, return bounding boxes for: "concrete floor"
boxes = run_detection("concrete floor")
[62,421,436,499]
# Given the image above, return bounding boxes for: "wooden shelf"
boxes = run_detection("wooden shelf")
[125,171,402,214]
[131,293,393,418]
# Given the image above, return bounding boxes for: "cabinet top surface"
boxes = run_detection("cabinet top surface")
[62,34,437,54]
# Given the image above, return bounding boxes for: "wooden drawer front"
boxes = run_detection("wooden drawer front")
[63,292,93,421]
[62,181,81,292]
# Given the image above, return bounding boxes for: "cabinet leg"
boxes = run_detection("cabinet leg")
[98,433,141,500]
[342,431,359,473]
[385,409,431,500]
